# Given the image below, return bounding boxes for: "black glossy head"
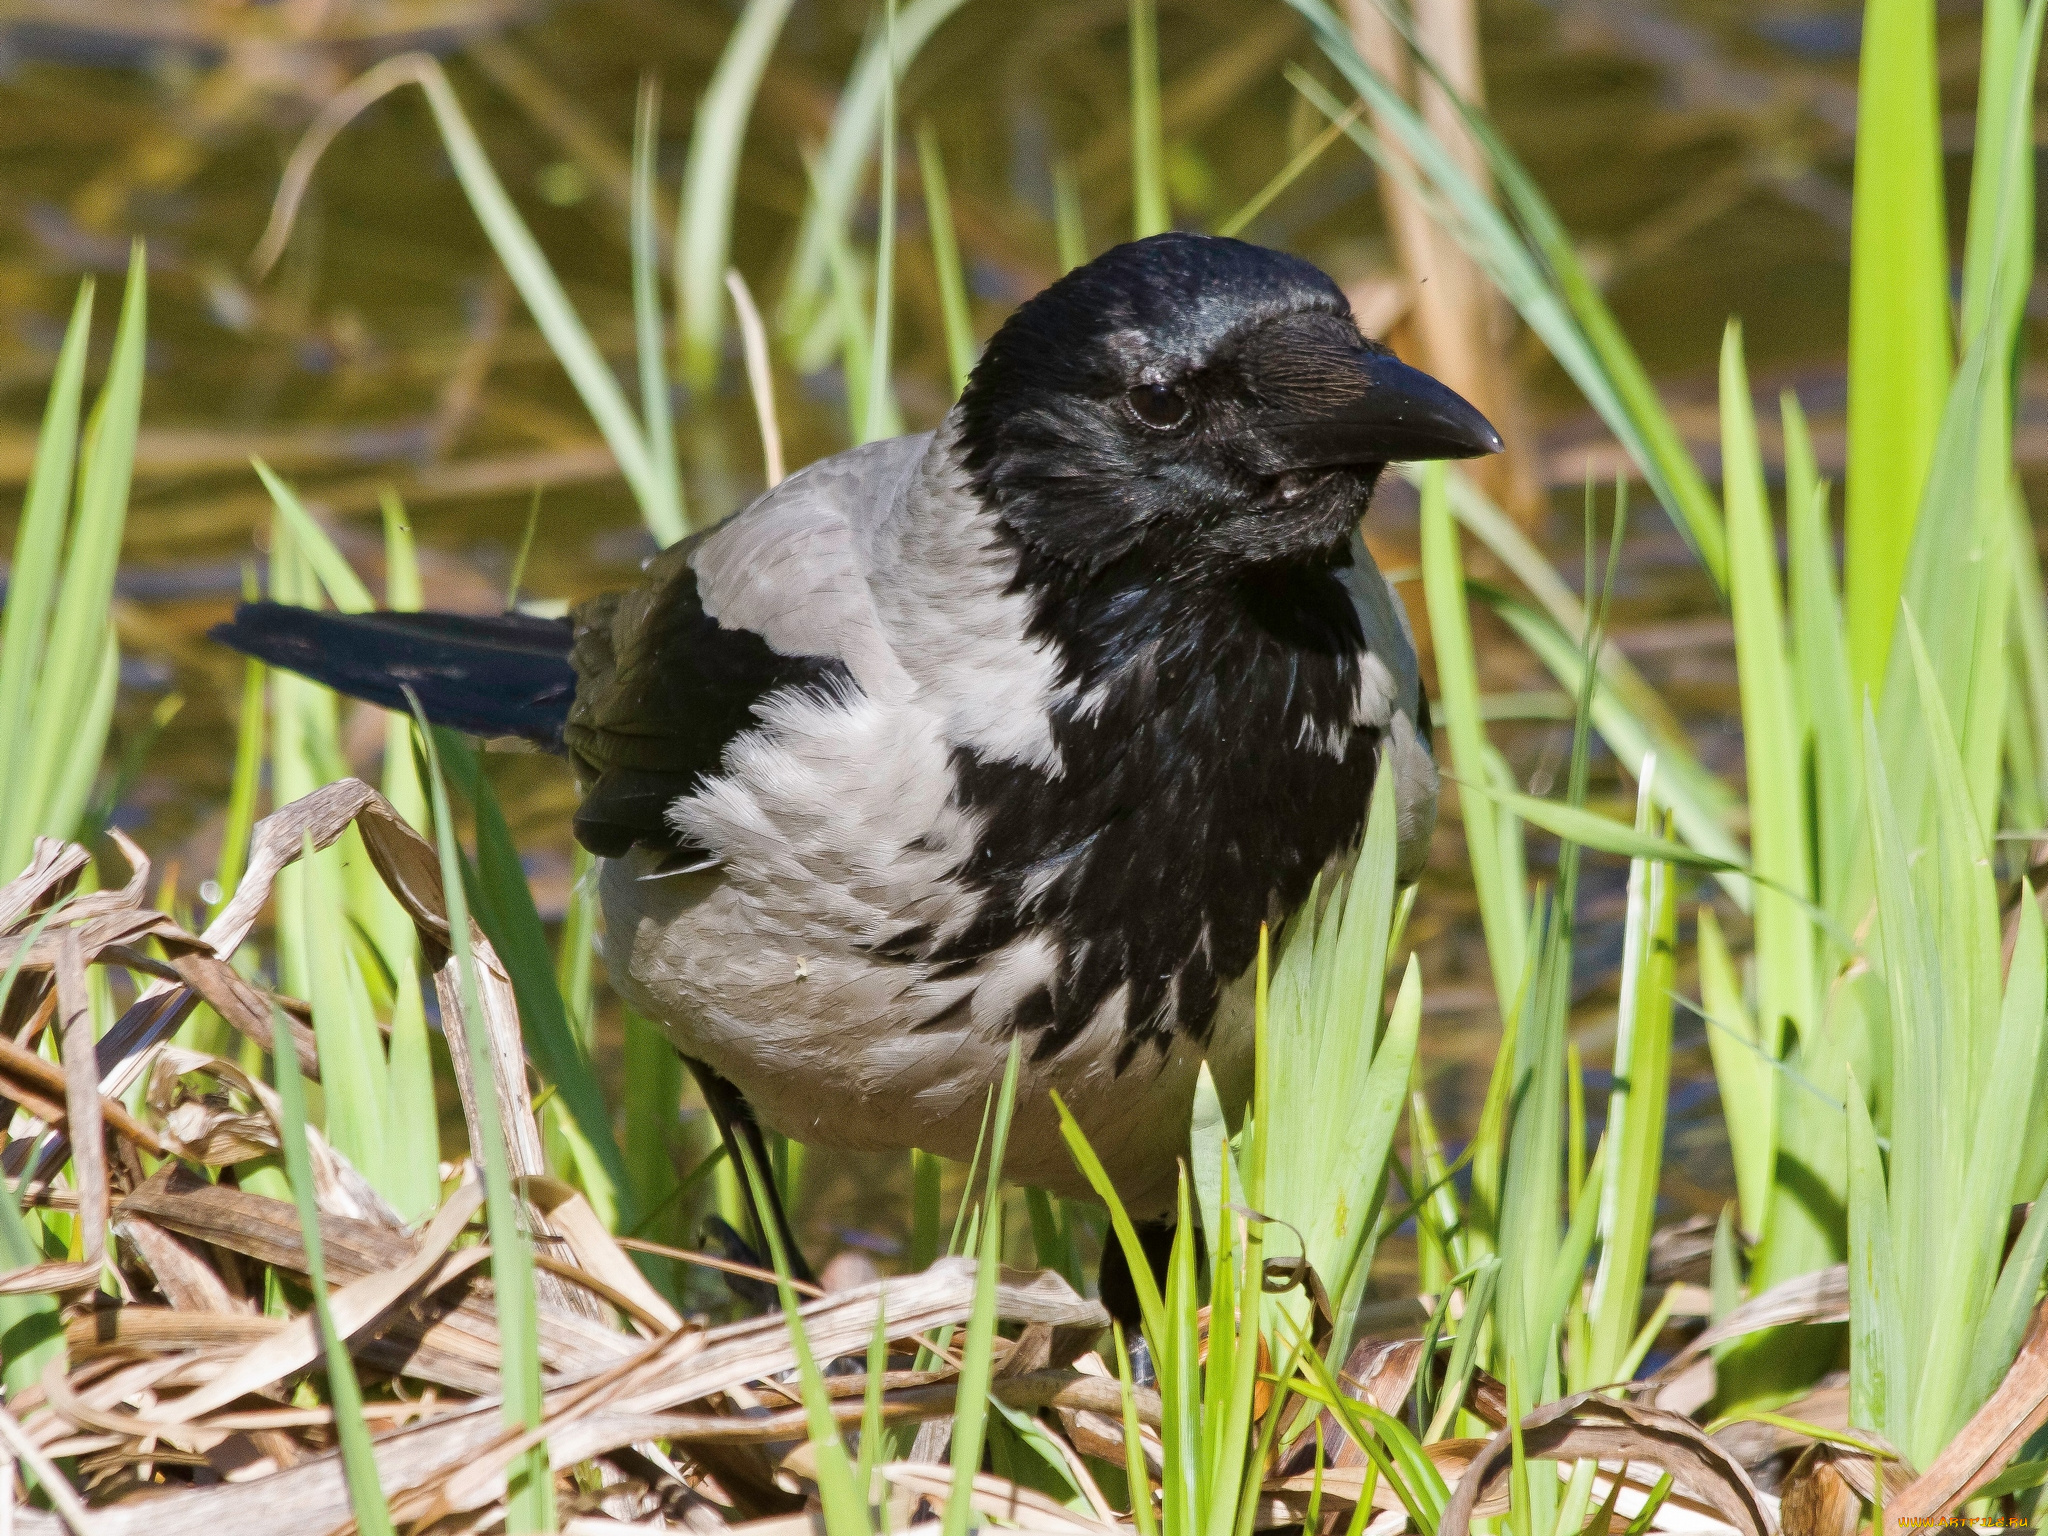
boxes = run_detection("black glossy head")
[957,232,1499,580]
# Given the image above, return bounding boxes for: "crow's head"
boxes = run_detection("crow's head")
[957,233,1499,579]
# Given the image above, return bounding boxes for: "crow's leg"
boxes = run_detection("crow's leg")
[682,1055,816,1288]
[1097,1217,1180,1330]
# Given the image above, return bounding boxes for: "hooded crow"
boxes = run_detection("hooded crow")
[212,232,1500,1312]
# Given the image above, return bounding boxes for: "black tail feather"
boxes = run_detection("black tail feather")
[210,601,576,748]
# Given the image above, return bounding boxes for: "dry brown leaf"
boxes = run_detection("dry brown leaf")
[1439,1391,1777,1536]
[0,1261,101,1298]
[150,1176,485,1424]
[1885,1297,2048,1529]
[1,1260,1101,1536]
[519,1177,682,1336]
[55,929,106,1274]
[143,1047,398,1227]
[118,1165,635,1390]
[66,1309,281,1360]
[0,1396,101,1535]
[1262,1437,1486,1525]
[1643,1267,1849,1400]
[1779,1440,1914,1536]
[0,1033,160,1154]
[878,1462,1117,1536]
[0,839,90,935]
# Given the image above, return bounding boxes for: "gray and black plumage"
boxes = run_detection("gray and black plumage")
[213,233,1500,1309]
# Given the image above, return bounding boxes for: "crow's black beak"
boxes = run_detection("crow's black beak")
[1245,321,1503,467]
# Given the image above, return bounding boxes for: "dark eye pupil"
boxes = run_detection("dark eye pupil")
[1128,383,1188,429]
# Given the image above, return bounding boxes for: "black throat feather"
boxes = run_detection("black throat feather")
[892,528,1383,1066]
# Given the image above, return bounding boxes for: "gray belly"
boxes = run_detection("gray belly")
[597,848,1217,1215]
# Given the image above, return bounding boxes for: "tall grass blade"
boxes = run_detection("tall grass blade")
[677,0,799,391]
[777,0,973,348]
[1846,1066,1903,1442]
[12,248,146,865]
[1844,0,1951,688]
[1420,461,1527,1005]
[916,121,977,396]
[415,715,554,1531]
[265,58,673,542]
[436,733,632,1225]
[1720,321,1813,1080]
[864,0,900,446]
[734,1141,870,1535]
[271,997,398,1536]
[1586,774,1675,1388]
[1281,38,1725,583]
[632,76,684,534]
[1128,0,1169,238]
[943,1038,1024,1536]
[1052,160,1088,272]
[0,279,92,873]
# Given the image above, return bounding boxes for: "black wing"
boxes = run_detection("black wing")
[563,545,854,858]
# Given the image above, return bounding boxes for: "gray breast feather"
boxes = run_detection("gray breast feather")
[690,420,1065,772]
[687,434,930,702]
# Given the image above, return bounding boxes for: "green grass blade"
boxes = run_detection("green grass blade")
[0,279,93,872]
[378,497,442,1219]
[255,460,375,611]
[1128,0,1168,238]
[1424,465,1716,779]
[1024,1185,1081,1290]
[1052,159,1088,272]
[1785,454,1859,918]
[1054,1092,1165,1345]
[209,570,268,916]
[1843,0,1951,689]
[1216,96,1362,239]
[1720,322,1815,1077]
[1845,1067,1903,1443]
[414,716,553,1532]
[622,1009,685,1298]
[776,0,973,348]
[1956,885,2048,1413]
[631,76,684,536]
[1420,460,1527,1006]
[1697,907,1773,1244]
[40,635,119,852]
[916,121,977,397]
[1189,1062,1229,1284]
[1474,584,1748,897]
[0,918,67,1388]
[677,0,799,391]
[863,0,900,447]
[297,821,395,1196]
[1586,779,1676,1387]
[435,733,632,1224]
[271,999,397,1536]
[735,1140,870,1534]
[1965,1177,2048,1414]
[943,1038,1023,1536]
[1458,778,1744,874]
[1114,1323,1159,1536]
[17,247,146,857]
[1860,701,1940,1456]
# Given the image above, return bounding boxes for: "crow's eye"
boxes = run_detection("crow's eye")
[1126,383,1190,431]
